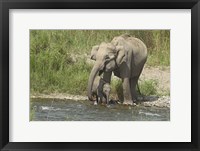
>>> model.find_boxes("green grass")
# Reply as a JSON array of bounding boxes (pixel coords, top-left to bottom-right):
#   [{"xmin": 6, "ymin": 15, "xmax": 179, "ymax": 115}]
[
  {"xmin": 110, "ymin": 79, "xmax": 124, "ymax": 101},
  {"xmin": 139, "ymin": 79, "xmax": 158, "ymax": 96},
  {"xmin": 109, "ymin": 79, "xmax": 168, "ymax": 102},
  {"xmin": 158, "ymin": 89, "xmax": 170, "ymax": 96},
  {"xmin": 31, "ymin": 58, "xmax": 92, "ymax": 95},
  {"xmin": 30, "ymin": 30, "xmax": 170, "ymax": 95}
]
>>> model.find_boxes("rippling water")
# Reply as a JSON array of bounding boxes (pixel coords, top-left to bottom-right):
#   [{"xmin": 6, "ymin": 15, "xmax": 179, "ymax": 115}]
[{"xmin": 30, "ymin": 98, "xmax": 170, "ymax": 121}]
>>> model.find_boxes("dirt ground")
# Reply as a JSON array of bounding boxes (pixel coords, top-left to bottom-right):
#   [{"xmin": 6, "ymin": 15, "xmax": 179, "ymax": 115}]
[{"xmin": 140, "ymin": 65, "xmax": 170, "ymax": 95}]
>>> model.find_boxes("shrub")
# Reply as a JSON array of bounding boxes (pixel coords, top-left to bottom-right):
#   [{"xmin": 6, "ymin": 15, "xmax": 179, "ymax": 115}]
[{"xmin": 139, "ymin": 79, "xmax": 158, "ymax": 96}]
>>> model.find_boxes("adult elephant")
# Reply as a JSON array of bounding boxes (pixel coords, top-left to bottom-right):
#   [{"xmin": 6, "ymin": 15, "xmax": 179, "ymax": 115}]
[{"xmin": 87, "ymin": 34, "xmax": 147, "ymax": 105}]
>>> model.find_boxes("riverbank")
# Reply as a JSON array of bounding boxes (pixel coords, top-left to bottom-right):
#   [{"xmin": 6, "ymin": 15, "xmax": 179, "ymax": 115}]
[{"xmin": 31, "ymin": 93, "xmax": 170, "ymax": 108}]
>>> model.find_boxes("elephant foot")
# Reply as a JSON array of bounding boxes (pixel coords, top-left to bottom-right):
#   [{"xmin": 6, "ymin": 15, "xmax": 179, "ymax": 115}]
[{"xmin": 123, "ymin": 100, "xmax": 136, "ymax": 106}]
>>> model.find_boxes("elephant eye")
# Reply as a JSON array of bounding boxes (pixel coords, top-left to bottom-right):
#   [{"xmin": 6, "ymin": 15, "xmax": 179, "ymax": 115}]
[{"xmin": 105, "ymin": 55, "xmax": 110, "ymax": 60}]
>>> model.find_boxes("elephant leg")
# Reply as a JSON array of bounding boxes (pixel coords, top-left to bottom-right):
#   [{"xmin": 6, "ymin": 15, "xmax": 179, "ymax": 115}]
[
  {"xmin": 130, "ymin": 76, "xmax": 139, "ymax": 102},
  {"xmin": 101, "ymin": 96, "xmax": 106, "ymax": 104},
  {"xmin": 106, "ymin": 94, "xmax": 109, "ymax": 105},
  {"xmin": 94, "ymin": 94, "xmax": 98, "ymax": 105},
  {"xmin": 98, "ymin": 95, "xmax": 102, "ymax": 104},
  {"xmin": 122, "ymin": 78, "xmax": 133, "ymax": 105},
  {"xmin": 99, "ymin": 93, "xmax": 106, "ymax": 104}
]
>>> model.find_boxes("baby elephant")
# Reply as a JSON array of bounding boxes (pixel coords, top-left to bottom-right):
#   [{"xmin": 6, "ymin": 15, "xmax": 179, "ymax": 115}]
[{"xmin": 92, "ymin": 76, "xmax": 111, "ymax": 105}]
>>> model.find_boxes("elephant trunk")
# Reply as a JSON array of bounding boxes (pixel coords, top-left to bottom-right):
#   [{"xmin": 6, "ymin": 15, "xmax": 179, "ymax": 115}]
[
  {"xmin": 106, "ymin": 93, "xmax": 109, "ymax": 105},
  {"xmin": 87, "ymin": 64, "xmax": 101, "ymax": 101}
]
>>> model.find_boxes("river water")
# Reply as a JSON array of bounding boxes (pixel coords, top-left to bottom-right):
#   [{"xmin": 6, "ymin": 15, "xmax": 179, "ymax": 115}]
[{"xmin": 30, "ymin": 98, "xmax": 170, "ymax": 121}]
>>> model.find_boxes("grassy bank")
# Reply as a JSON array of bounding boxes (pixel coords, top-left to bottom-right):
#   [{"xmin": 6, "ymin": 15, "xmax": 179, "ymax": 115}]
[{"xmin": 30, "ymin": 30, "xmax": 170, "ymax": 96}]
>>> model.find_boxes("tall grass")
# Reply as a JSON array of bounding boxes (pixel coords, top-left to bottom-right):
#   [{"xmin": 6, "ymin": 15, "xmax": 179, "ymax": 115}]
[{"xmin": 30, "ymin": 30, "xmax": 170, "ymax": 94}]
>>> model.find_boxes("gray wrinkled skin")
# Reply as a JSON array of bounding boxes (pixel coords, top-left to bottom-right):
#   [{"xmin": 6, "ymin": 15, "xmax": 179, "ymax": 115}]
[
  {"xmin": 88, "ymin": 34, "xmax": 147, "ymax": 105},
  {"xmin": 91, "ymin": 76, "xmax": 110, "ymax": 105}
]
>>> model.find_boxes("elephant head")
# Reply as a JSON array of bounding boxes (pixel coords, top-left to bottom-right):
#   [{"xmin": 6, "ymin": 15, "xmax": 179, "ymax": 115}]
[{"xmin": 87, "ymin": 42, "xmax": 126, "ymax": 101}]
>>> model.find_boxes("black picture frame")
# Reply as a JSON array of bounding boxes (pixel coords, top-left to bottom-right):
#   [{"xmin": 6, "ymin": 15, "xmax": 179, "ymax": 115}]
[{"xmin": 0, "ymin": 0, "xmax": 199, "ymax": 150}]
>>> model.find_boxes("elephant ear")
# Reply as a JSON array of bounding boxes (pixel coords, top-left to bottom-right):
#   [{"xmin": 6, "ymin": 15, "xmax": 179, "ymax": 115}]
[
  {"xmin": 90, "ymin": 45, "xmax": 99, "ymax": 60},
  {"xmin": 115, "ymin": 45, "xmax": 127, "ymax": 65},
  {"xmin": 106, "ymin": 43, "xmax": 116, "ymax": 59}
]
